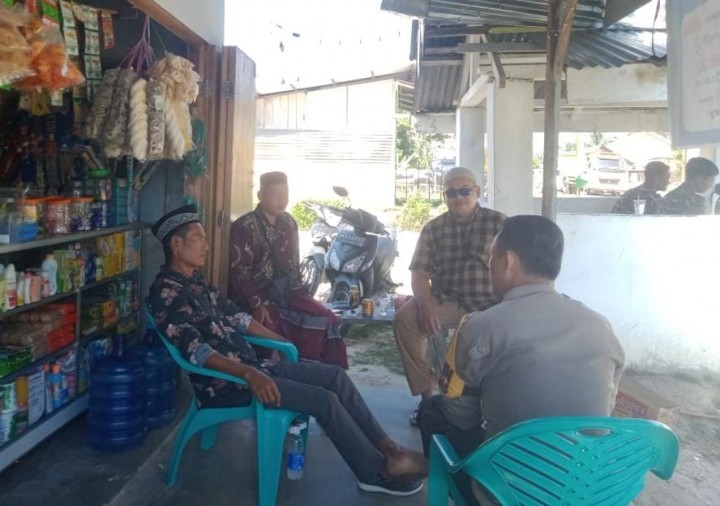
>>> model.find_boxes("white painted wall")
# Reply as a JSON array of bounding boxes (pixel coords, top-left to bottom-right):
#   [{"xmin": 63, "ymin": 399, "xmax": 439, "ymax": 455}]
[
  {"xmin": 156, "ymin": 0, "xmax": 225, "ymax": 45},
  {"xmin": 567, "ymin": 64, "xmax": 667, "ymax": 107},
  {"xmin": 256, "ymin": 80, "xmax": 397, "ymax": 132},
  {"xmin": 368, "ymin": 214, "xmax": 720, "ymax": 376},
  {"xmin": 555, "ymin": 214, "xmax": 720, "ymax": 374},
  {"xmin": 254, "ymin": 79, "xmax": 398, "ymax": 210}
]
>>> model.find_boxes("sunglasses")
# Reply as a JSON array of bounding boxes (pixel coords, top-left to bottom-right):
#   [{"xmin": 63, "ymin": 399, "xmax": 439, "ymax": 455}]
[{"xmin": 444, "ymin": 186, "xmax": 475, "ymax": 199}]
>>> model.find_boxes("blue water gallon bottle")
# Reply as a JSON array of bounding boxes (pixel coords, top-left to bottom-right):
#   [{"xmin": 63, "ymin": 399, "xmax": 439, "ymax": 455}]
[
  {"xmin": 87, "ymin": 335, "xmax": 147, "ymax": 451},
  {"xmin": 130, "ymin": 329, "xmax": 177, "ymax": 429}
]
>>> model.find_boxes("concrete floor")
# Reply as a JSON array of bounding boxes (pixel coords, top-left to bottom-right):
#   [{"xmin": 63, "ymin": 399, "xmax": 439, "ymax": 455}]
[{"xmin": 0, "ymin": 378, "xmax": 428, "ymax": 506}]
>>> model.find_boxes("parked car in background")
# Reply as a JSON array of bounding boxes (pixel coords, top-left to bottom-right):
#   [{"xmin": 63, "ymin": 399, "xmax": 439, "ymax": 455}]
[{"xmin": 583, "ymin": 167, "xmax": 644, "ymax": 196}]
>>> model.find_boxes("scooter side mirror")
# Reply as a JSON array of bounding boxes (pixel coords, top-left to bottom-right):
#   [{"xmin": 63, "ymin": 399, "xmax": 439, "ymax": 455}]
[{"xmin": 332, "ymin": 186, "xmax": 349, "ymax": 198}]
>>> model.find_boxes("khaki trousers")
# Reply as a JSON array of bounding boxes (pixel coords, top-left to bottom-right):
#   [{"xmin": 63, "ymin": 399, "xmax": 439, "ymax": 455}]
[{"xmin": 393, "ymin": 297, "xmax": 467, "ymax": 396}]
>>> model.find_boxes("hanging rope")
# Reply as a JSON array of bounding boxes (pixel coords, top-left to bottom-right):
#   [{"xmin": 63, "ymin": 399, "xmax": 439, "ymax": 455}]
[{"xmin": 120, "ymin": 15, "xmax": 155, "ymax": 76}]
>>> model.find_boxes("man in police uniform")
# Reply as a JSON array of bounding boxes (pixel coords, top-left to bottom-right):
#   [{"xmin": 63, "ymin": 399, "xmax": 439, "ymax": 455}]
[
  {"xmin": 663, "ymin": 157, "xmax": 719, "ymax": 215},
  {"xmin": 612, "ymin": 161, "xmax": 671, "ymax": 214}
]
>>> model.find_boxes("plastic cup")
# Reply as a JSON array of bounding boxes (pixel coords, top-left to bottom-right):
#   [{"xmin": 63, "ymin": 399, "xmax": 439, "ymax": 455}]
[{"xmin": 633, "ymin": 199, "xmax": 646, "ymax": 215}]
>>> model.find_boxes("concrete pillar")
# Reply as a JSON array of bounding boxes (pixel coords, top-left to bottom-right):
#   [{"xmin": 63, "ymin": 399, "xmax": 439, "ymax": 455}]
[
  {"xmin": 456, "ymin": 106, "xmax": 486, "ymax": 194},
  {"xmin": 486, "ymin": 79, "xmax": 535, "ymax": 216}
]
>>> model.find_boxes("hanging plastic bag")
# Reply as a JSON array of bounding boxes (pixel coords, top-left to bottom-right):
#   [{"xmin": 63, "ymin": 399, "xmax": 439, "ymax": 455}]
[
  {"xmin": 0, "ymin": 6, "xmax": 34, "ymax": 85},
  {"xmin": 14, "ymin": 23, "xmax": 84, "ymax": 91}
]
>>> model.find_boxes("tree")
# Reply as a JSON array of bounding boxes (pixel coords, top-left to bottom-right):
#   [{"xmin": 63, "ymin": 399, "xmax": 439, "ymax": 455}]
[
  {"xmin": 395, "ymin": 115, "xmax": 448, "ymax": 173},
  {"xmin": 590, "ymin": 131, "xmax": 604, "ymax": 147}
]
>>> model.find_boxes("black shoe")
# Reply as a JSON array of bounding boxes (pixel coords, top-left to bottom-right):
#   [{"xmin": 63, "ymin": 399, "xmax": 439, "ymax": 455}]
[{"xmin": 358, "ymin": 475, "xmax": 424, "ymax": 496}]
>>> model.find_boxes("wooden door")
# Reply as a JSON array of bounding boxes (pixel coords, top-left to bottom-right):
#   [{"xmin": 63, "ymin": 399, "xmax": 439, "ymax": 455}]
[
  {"xmin": 212, "ymin": 46, "xmax": 257, "ymax": 294},
  {"xmin": 187, "ymin": 44, "xmax": 222, "ymax": 283}
]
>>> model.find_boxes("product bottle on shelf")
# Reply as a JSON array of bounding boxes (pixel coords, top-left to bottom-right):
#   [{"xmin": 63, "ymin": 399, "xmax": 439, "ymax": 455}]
[
  {"xmin": 0, "ymin": 264, "xmax": 6, "ymax": 311},
  {"xmin": 16, "ymin": 272, "xmax": 25, "ymax": 306},
  {"xmin": 23, "ymin": 272, "xmax": 32, "ymax": 304},
  {"xmin": 42, "ymin": 254, "xmax": 58, "ymax": 295},
  {"xmin": 51, "ymin": 364, "xmax": 63, "ymax": 409},
  {"xmin": 5, "ymin": 263, "xmax": 17, "ymax": 310},
  {"xmin": 44, "ymin": 364, "xmax": 54, "ymax": 415}
]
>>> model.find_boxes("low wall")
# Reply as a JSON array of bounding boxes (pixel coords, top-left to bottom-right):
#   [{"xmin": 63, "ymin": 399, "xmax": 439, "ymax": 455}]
[
  {"xmin": 532, "ymin": 196, "xmax": 617, "ymax": 214},
  {"xmin": 302, "ymin": 214, "xmax": 720, "ymax": 374},
  {"xmin": 555, "ymin": 214, "xmax": 720, "ymax": 374}
]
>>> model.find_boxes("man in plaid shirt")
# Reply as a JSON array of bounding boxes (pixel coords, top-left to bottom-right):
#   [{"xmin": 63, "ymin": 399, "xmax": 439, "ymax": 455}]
[{"xmin": 393, "ymin": 167, "xmax": 506, "ymax": 424}]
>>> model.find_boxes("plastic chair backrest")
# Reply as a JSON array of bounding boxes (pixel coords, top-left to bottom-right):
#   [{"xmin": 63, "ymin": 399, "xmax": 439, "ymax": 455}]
[
  {"xmin": 461, "ymin": 417, "xmax": 679, "ymax": 506},
  {"xmin": 144, "ymin": 305, "xmax": 247, "ymax": 385}
]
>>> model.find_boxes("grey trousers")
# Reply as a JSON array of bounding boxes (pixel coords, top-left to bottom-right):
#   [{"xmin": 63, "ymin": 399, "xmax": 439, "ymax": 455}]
[{"xmin": 269, "ymin": 361, "xmax": 389, "ymax": 482}]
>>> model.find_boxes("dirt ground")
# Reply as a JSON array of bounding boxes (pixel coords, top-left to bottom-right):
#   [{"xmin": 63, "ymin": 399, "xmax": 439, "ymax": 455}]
[{"xmin": 342, "ymin": 326, "xmax": 720, "ymax": 505}]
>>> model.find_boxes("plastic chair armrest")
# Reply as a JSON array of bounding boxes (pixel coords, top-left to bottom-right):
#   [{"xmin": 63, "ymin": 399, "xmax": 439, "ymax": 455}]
[
  {"xmin": 431, "ymin": 434, "xmax": 463, "ymax": 473},
  {"xmin": 242, "ymin": 335, "xmax": 299, "ymax": 363}
]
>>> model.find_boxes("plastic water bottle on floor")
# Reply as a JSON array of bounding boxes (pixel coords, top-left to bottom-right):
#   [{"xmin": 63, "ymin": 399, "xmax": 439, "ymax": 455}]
[{"xmin": 286, "ymin": 424, "xmax": 305, "ymax": 480}]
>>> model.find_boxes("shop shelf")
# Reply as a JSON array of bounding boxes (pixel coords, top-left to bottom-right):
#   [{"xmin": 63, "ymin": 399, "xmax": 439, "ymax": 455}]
[
  {"xmin": 0, "ymin": 342, "xmax": 78, "ymax": 383},
  {"xmin": 0, "ymin": 224, "xmax": 143, "ymax": 255},
  {"xmin": 0, "ymin": 291, "xmax": 77, "ymax": 319},
  {"xmin": 0, "ymin": 393, "xmax": 88, "ymax": 465}
]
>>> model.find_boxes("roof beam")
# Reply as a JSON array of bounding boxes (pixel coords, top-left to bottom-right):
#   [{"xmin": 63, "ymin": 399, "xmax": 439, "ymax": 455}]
[
  {"xmin": 480, "ymin": 34, "xmax": 506, "ymax": 88},
  {"xmin": 425, "ymin": 25, "xmax": 488, "ymax": 38},
  {"xmin": 458, "ymin": 42, "xmax": 545, "ymax": 53},
  {"xmin": 380, "ymin": 0, "xmax": 429, "ymax": 17},
  {"xmin": 460, "ymin": 73, "xmax": 493, "ymax": 107},
  {"xmin": 604, "ymin": 0, "xmax": 653, "ymax": 27}
]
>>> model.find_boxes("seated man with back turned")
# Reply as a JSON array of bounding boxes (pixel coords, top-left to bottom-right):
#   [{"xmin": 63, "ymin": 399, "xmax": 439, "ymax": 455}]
[
  {"xmin": 147, "ymin": 206, "xmax": 427, "ymax": 497},
  {"xmin": 662, "ymin": 157, "xmax": 719, "ymax": 215},
  {"xmin": 425, "ymin": 215, "xmax": 625, "ymax": 505},
  {"xmin": 612, "ymin": 161, "xmax": 671, "ymax": 214}
]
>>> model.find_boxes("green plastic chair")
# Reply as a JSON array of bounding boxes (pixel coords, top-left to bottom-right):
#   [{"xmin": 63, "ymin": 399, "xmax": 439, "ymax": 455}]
[
  {"xmin": 428, "ymin": 417, "xmax": 679, "ymax": 506},
  {"xmin": 145, "ymin": 307, "xmax": 307, "ymax": 506}
]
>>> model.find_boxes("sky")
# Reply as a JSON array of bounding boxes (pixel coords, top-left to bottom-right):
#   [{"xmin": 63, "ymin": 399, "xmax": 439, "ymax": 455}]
[
  {"xmin": 224, "ymin": 0, "xmax": 412, "ymax": 94},
  {"xmin": 224, "ymin": 0, "xmax": 666, "ymax": 95}
]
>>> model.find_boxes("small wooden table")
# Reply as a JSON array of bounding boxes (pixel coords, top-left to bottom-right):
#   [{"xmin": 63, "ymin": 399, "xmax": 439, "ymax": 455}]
[{"xmin": 335, "ymin": 309, "xmax": 394, "ymax": 336}]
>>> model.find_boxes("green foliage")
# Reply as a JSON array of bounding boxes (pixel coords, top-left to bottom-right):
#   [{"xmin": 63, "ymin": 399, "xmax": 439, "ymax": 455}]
[
  {"xmin": 397, "ymin": 194, "xmax": 431, "ymax": 231},
  {"xmin": 395, "ymin": 115, "xmax": 449, "ymax": 172},
  {"xmin": 532, "ymin": 154, "xmax": 543, "ymax": 170},
  {"xmin": 290, "ymin": 199, "xmax": 344, "ymax": 230}
]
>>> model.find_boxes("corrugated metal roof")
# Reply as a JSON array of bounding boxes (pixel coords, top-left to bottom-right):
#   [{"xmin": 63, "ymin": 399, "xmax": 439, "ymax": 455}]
[
  {"xmin": 413, "ymin": 28, "xmax": 666, "ymax": 113},
  {"xmin": 414, "ymin": 62, "xmax": 465, "ymax": 113},
  {"xmin": 427, "ymin": 0, "xmax": 607, "ymax": 28},
  {"xmin": 489, "ymin": 28, "xmax": 667, "ymax": 69}
]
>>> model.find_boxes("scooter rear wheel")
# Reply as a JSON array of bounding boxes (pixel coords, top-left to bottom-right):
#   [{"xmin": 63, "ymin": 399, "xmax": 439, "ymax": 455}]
[{"xmin": 300, "ymin": 257, "xmax": 322, "ymax": 296}]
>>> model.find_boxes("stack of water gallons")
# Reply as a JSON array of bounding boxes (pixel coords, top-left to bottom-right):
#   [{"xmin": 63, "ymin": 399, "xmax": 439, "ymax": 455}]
[{"xmin": 87, "ymin": 331, "xmax": 176, "ymax": 451}]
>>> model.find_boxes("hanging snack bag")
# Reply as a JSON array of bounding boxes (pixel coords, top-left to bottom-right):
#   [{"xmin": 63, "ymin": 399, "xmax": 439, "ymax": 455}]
[
  {"xmin": 0, "ymin": 6, "xmax": 34, "ymax": 85},
  {"xmin": 146, "ymin": 78, "xmax": 165, "ymax": 159},
  {"xmin": 15, "ymin": 22, "xmax": 84, "ymax": 91},
  {"xmin": 85, "ymin": 68, "xmax": 119, "ymax": 140}
]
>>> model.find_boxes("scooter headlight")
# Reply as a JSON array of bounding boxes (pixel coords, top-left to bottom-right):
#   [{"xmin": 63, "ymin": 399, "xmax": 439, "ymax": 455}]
[
  {"xmin": 328, "ymin": 249, "xmax": 341, "ymax": 270},
  {"xmin": 343, "ymin": 254, "xmax": 367, "ymax": 274}
]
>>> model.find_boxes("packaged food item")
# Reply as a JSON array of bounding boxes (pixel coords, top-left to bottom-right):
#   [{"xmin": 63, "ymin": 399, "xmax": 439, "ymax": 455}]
[
  {"xmin": 146, "ymin": 78, "xmax": 165, "ymax": 158},
  {"xmin": 86, "ymin": 68, "xmax": 119, "ymax": 139},
  {"xmin": 103, "ymin": 68, "xmax": 136, "ymax": 158},
  {"xmin": 0, "ymin": 6, "xmax": 33, "ymax": 85},
  {"xmin": 129, "ymin": 78, "xmax": 148, "ymax": 161},
  {"xmin": 14, "ymin": 24, "xmax": 85, "ymax": 91},
  {"xmin": 44, "ymin": 197, "xmax": 71, "ymax": 235}
]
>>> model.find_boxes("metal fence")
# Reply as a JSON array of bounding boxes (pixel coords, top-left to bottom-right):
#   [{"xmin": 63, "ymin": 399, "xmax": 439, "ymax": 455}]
[{"xmin": 395, "ymin": 181, "xmax": 444, "ymax": 202}]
